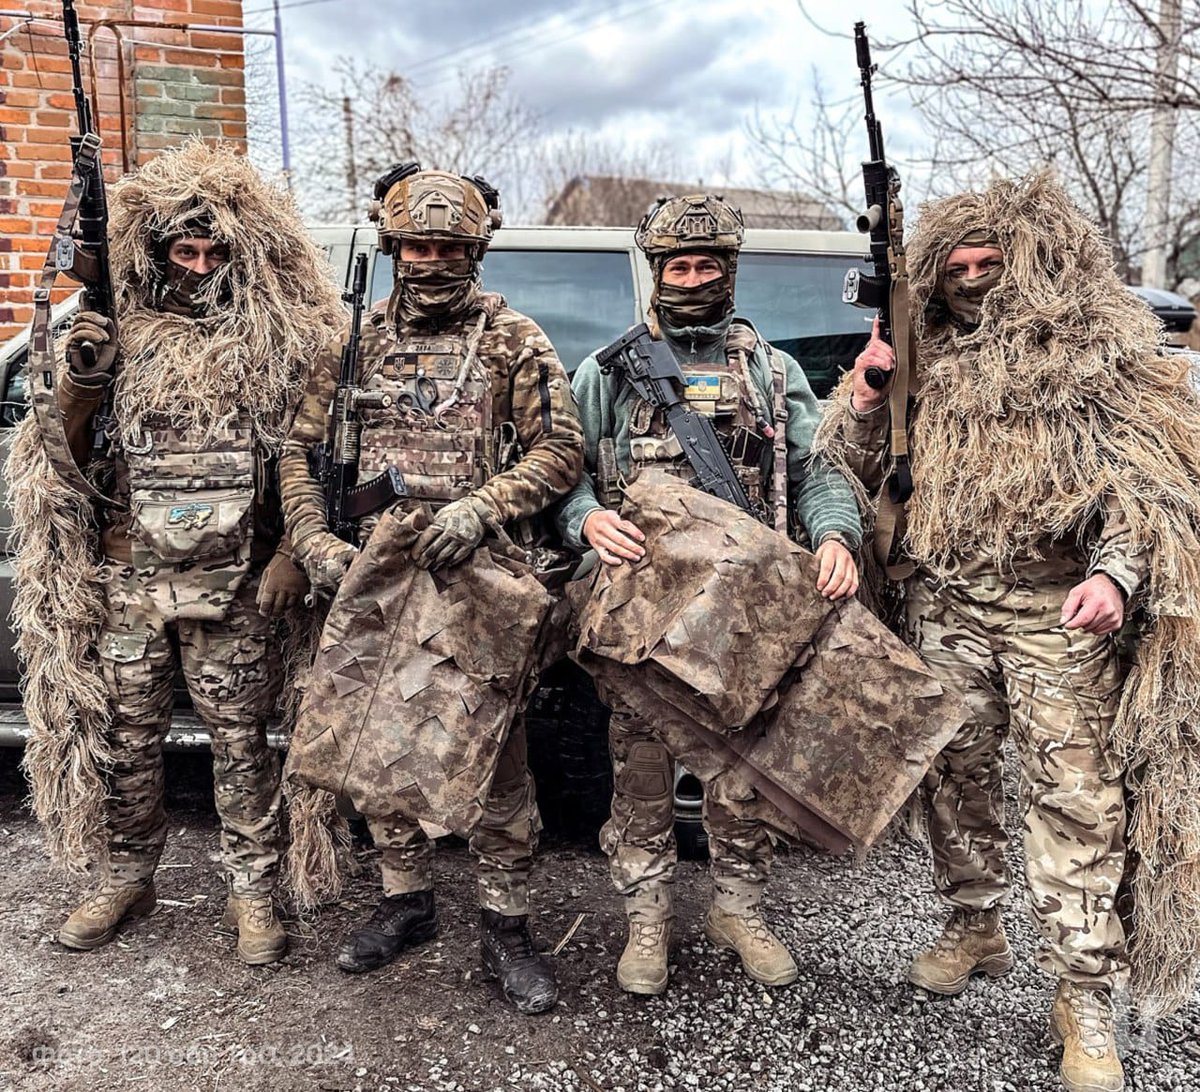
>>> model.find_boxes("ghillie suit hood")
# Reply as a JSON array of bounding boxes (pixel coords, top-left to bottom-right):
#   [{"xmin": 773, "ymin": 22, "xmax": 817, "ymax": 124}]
[
  {"xmin": 815, "ymin": 172, "xmax": 1200, "ymax": 1015},
  {"xmin": 8, "ymin": 140, "xmax": 343, "ymax": 872}
]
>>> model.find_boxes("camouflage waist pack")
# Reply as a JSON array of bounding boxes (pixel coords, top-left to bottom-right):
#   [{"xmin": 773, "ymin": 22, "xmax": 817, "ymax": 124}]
[
  {"xmin": 574, "ymin": 473, "xmax": 965, "ymax": 853},
  {"xmin": 122, "ymin": 414, "xmax": 256, "ymax": 622},
  {"xmin": 286, "ymin": 505, "xmax": 554, "ymax": 834}
]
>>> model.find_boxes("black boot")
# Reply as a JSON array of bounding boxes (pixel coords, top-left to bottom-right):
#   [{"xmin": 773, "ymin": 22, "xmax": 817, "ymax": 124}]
[
  {"xmin": 479, "ymin": 909, "xmax": 558, "ymax": 1015},
  {"xmin": 336, "ymin": 891, "xmax": 437, "ymax": 974}
]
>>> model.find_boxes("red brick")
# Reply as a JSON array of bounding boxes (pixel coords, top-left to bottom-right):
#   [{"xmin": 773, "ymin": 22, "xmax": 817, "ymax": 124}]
[
  {"xmin": 161, "ymin": 48, "xmax": 221, "ymax": 68},
  {"xmin": 12, "ymin": 72, "xmax": 73, "ymax": 92}
]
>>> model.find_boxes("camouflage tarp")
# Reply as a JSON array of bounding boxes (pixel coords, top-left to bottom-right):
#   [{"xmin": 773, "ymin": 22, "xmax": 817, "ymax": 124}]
[
  {"xmin": 574, "ymin": 473, "xmax": 965, "ymax": 853},
  {"xmin": 287, "ymin": 505, "xmax": 554, "ymax": 835}
]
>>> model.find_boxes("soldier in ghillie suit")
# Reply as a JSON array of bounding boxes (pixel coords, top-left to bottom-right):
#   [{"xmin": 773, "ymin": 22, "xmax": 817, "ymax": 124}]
[
  {"xmin": 7, "ymin": 141, "xmax": 344, "ymax": 965},
  {"xmin": 279, "ymin": 165, "xmax": 583, "ymax": 1015},
  {"xmin": 555, "ymin": 195, "xmax": 864, "ymax": 996},
  {"xmin": 816, "ymin": 172, "xmax": 1200, "ymax": 1092}
]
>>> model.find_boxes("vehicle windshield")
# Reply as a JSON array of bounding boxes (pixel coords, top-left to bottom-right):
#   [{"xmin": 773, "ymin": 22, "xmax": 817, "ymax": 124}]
[
  {"xmin": 370, "ymin": 248, "xmax": 639, "ymax": 374},
  {"xmin": 736, "ymin": 253, "xmax": 874, "ymax": 399}
]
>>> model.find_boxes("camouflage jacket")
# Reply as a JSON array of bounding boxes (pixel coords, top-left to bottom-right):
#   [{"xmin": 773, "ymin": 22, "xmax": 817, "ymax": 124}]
[
  {"xmin": 841, "ymin": 398, "xmax": 1150, "ymax": 596},
  {"xmin": 57, "ymin": 373, "xmax": 286, "ymax": 565},
  {"xmin": 279, "ymin": 294, "xmax": 584, "ymax": 549},
  {"xmin": 555, "ymin": 315, "xmax": 863, "ymax": 552}
]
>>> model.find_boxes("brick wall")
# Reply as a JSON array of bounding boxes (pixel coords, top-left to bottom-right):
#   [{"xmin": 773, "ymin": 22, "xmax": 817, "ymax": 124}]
[{"xmin": 0, "ymin": 0, "xmax": 248, "ymax": 339}]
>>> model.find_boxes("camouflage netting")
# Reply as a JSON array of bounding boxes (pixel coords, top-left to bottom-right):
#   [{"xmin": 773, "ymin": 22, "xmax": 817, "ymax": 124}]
[
  {"xmin": 573, "ymin": 473, "xmax": 965, "ymax": 854},
  {"xmin": 814, "ymin": 171, "xmax": 1200, "ymax": 1015},
  {"xmin": 8, "ymin": 140, "xmax": 344, "ymax": 874},
  {"xmin": 284, "ymin": 506, "xmax": 555, "ymax": 907}
]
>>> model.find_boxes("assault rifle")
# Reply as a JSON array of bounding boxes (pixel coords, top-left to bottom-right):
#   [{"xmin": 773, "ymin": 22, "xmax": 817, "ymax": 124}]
[
  {"xmin": 310, "ymin": 253, "xmax": 408, "ymax": 542},
  {"xmin": 595, "ymin": 323, "xmax": 751, "ymax": 512},
  {"xmin": 840, "ymin": 22, "xmax": 916, "ymax": 574},
  {"xmin": 27, "ymin": 0, "xmax": 123, "ymax": 507}
]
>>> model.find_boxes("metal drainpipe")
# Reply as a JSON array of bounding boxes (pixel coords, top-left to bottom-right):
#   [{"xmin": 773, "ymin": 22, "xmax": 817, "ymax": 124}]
[{"xmin": 0, "ymin": 10, "xmax": 287, "ymax": 176}]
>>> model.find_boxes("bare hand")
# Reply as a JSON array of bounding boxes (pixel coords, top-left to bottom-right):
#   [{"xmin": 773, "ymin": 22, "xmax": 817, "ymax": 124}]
[
  {"xmin": 1061, "ymin": 574, "xmax": 1125, "ymax": 635},
  {"xmin": 814, "ymin": 538, "xmax": 859, "ymax": 600},
  {"xmin": 583, "ymin": 508, "xmax": 646, "ymax": 566},
  {"xmin": 851, "ymin": 316, "xmax": 893, "ymax": 412}
]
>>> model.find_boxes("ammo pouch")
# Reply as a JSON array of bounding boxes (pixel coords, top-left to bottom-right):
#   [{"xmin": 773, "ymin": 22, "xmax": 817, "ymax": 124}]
[{"xmin": 123, "ymin": 414, "xmax": 256, "ymax": 622}]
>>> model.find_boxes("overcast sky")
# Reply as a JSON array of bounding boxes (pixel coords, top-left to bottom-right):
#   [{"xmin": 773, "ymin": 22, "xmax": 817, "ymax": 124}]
[{"xmin": 240, "ymin": 0, "xmax": 925, "ymax": 207}]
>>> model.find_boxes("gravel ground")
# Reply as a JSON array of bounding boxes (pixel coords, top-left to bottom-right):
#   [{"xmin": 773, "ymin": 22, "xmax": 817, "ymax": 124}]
[{"xmin": 0, "ymin": 749, "xmax": 1196, "ymax": 1092}]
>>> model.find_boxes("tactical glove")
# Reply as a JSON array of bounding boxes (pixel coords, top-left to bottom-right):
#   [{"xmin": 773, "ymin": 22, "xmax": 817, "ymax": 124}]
[
  {"xmin": 65, "ymin": 310, "xmax": 118, "ymax": 385},
  {"xmin": 412, "ymin": 495, "xmax": 491, "ymax": 571},
  {"xmin": 256, "ymin": 550, "xmax": 311, "ymax": 617},
  {"xmin": 294, "ymin": 531, "xmax": 358, "ymax": 592}
]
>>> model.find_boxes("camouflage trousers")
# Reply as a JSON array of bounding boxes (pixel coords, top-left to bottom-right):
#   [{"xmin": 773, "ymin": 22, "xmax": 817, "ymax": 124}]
[
  {"xmin": 368, "ymin": 717, "xmax": 541, "ymax": 916},
  {"xmin": 599, "ymin": 692, "xmax": 772, "ymax": 923},
  {"xmin": 906, "ymin": 572, "xmax": 1129, "ymax": 989},
  {"xmin": 97, "ymin": 563, "xmax": 283, "ymax": 898}
]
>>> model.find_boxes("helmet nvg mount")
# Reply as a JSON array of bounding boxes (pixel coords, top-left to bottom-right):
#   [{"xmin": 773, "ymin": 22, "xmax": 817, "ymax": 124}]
[
  {"xmin": 369, "ymin": 161, "xmax": 502, "ymax": 258},
  {"xmin": 635, "ymin": 193, "xmax": 745, "ymax": 265}
]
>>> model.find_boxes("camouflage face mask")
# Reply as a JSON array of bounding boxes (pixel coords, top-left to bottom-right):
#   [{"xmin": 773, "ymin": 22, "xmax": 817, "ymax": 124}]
[
  {"xmin": 395, "ymin": 258, "xmax": 478, "ymax": 322},
  {"xmin": 655, "ymin": 274, "xmax": 734, "ymax": 329},
  {"xmin": 938, "ymin": 261, "xmax": 1004, "ymax": 331},
  {"xmin": 153, "ymin": 260, "xmax": 227, "ymax": 319}
]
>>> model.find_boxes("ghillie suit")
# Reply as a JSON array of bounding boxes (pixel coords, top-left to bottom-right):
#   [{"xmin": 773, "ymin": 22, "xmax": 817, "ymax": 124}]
[
  {"xmin": 9, "ymin": 140, "xmax": 344, "ymax": 877},
  {"xmin": 815, "ymin": 171, "xmax": 1200, "ymax": 1016}
]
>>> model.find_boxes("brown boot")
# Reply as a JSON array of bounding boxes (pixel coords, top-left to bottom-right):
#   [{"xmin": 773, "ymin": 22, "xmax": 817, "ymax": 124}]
[
  {"xmin": 704, "ymin": 907, "xmax": 798, "ymax": 986},
  {"xmin": 223, "ymin": 894, "xmax": 287, "ymax": 965},
  {"xmin": 908, "ymin": 907, "xmax": 1014, "ymax": 995},
  {"xmin": 59, "ymin": 881, "xmax": 157, "ymax": 950},
  {"xmin": 616, "ymin": 919, "xmax": 672, "ymax": 995},
  {"xmin": 1050, "ymin": 981, "xmax": 1125, "ymax": 1092}
]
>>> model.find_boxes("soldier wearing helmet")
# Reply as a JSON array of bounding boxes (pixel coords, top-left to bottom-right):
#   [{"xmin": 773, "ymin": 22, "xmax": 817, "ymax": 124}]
[
  {"xmin": 278, "ymin": 163, "xmax": 583, "ymax": 1015},
  {"xmin": 555, "ymin": 194, "xmax": 864, "ymax": 996}
]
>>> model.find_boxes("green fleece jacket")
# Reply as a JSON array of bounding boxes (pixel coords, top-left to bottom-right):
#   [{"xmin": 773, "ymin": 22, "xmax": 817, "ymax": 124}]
[{"xmin": 554, "ymin": 314, "xmax": 863, "ymax": 552}]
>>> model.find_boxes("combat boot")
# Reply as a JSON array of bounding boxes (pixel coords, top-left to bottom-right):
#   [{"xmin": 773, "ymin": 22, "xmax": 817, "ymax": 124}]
[
  {"xmin": 908, "ymin": 906, "xmax": 1014, "ymax": 995},
  {"xmin": 1050, "ymin": 980, "xmax": 1125, "ymax": 1092},
  {"xmin": 480, "ymin": 909, "xmax": 558, "ymax": 1015},
  {"xmin": 59, "ymin": 881, "xmax": 157, "ymax": 950},
  {"xmin": 617, "ymin": 919, "xmax": 672, "ymax": 995},
  {"xmin": 704, "ymin": 907, "xmax": 798, "ymax": 986},
  {"xmin": 223, "ymin": 894, "xmax": 287, "ymax": 965},
  {"xmin": 337, "ymin": 891, "xmax": 437, "ymax": 973}
]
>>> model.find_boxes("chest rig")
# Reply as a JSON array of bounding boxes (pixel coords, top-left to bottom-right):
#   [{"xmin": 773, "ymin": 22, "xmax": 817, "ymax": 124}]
[
  {"xmin": 356, "ymin": 320, "xmax": 495, "ymax": 509},
  {"xmin": 121, "ymin": 411, "xmax": 258, "ymax": 622},
  {"xmin": 627, "ymin": 324, "xmax": 781, "ymax": 524}
]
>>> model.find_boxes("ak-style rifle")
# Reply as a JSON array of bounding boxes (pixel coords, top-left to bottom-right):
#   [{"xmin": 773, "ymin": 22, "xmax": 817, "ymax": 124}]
[
  {"xmin": 310, "ymin": 253, "xmax": 408, "ymax": 542},
  {"xmin": 596, "ymin": 323, "xmax": 752, "ymax": 513},
  {"xmin": 840, "ymin": 21, "xmax": 916, "ymax": 575}
]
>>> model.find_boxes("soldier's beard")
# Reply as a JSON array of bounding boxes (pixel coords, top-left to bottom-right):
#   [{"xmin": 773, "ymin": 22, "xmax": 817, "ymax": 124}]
[{"xmin": 394, "ymin": 259, "xmax": 480, "ymax": 324}]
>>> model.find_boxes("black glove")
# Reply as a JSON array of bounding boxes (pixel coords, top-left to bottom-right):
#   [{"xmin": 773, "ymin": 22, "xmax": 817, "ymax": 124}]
[
  {"xmin": 412, "ymin": 496, "xmax": 491, "ymax": 571},
  {"xmin": 65, "ymin": 310, "xmax": 118, "ymax": 385}
]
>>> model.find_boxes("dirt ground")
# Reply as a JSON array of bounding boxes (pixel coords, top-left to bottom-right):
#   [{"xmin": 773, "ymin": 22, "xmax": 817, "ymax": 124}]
[{"xmin": 1, "ymin": 749, "xmax": 1196, "ymax": 1092}]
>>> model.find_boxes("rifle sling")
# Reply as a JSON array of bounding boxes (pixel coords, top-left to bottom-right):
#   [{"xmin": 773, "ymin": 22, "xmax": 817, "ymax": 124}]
[
  {"xmin": 29, "ymin": 142, "xmax": 125, "ymax": 511},
  {"xmin": 871, "ymin": 259, "xmax": 915, "ymax": 581}
]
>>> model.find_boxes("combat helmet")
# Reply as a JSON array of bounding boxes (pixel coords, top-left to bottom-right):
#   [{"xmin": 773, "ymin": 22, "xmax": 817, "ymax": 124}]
[
  {"xmin": 635, "ymin": 193, "xmax": 745, "ymax": 274},
  {"xmin": 369, "ymin": 161, "xmax": 502, "ymax": 260}
]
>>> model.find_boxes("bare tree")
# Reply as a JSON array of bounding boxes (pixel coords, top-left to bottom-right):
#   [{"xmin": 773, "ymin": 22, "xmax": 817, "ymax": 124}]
[
  {"xmin": 292, "ymin": 59, "xmax": 542, "ymax": 223},
  {"xmin": 882, "ymin": 0, "xmax": 1200, "ymax": 282}
]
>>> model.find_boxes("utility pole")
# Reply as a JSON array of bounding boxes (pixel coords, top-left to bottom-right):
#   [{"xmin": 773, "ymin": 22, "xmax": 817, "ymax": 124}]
[
  {"xmin": 342, "ymin": 95, "xmax": 358, "ymax": 220},
  {"xmin": 1142, "ymin": 0, "xmax": 1181, "ymax": 288},
  {"xmin": 273, "ymin": 0, "xmax": 292, "ymax": 189}
]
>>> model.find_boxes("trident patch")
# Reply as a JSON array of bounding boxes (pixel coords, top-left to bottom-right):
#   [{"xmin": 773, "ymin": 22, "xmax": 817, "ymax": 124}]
[{"xmin": 168, "ymin": 502, "xmax": 215, "ymax": 530}]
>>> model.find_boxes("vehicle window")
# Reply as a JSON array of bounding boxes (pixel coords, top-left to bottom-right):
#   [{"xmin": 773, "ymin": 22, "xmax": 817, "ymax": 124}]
[
  {"xmin": 736, "ymin": 253, "xmax": 874, "ymax": 399},
  {"xmin": 370, "ymin": 248, "xmax": 637, "ymax": 373}
]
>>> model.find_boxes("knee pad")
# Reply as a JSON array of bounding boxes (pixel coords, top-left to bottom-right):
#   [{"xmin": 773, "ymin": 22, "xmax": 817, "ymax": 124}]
[{"xmin": 617, "ymin": 741, "xmax": 671, "ymax": 802}]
